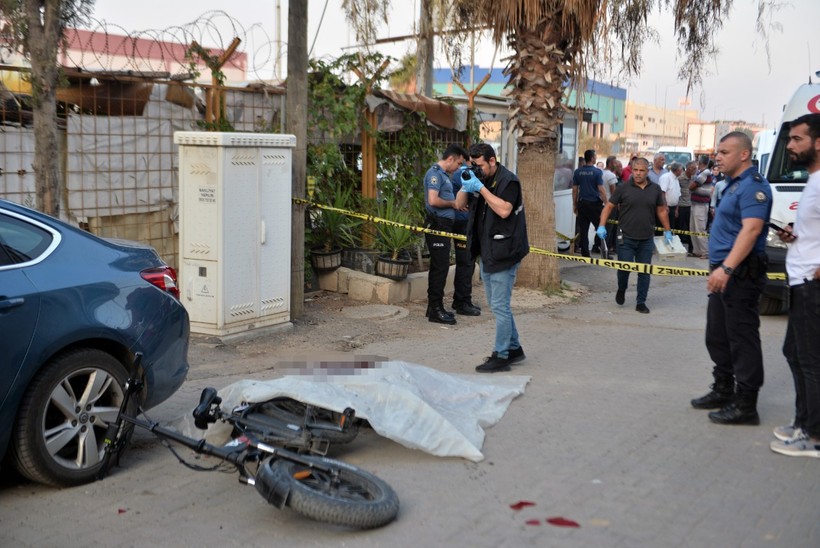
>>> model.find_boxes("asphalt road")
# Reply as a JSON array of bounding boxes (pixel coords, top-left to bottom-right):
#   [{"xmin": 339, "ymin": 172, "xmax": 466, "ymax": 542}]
[{"xmin": 1, "ymin": 255, "xmax": 816, "ymax": 548}]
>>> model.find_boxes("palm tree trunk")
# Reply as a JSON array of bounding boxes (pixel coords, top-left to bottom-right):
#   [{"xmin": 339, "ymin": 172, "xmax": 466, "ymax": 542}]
[
  {"xmin": 506, "ymin": 21, "xmax": 570, "ymax": 290},
  {"xmin": 517, "ymin": 147, "xmax": 560, "ymax": 289}
]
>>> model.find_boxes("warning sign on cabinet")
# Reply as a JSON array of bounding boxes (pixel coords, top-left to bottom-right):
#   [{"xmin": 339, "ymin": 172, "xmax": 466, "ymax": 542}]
[
  {"xmin": 199, "ymin": 187, "xmax": 216, "ymax": 203},
  {"xmin": 197, "ymin": 284, "xmax": 215, "ymax": 298}
]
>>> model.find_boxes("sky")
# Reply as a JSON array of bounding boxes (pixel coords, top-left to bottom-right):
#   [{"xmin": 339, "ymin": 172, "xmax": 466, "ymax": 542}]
[{"xmin": 89, "ymin": 0, "xmax": 820, "ymax": 129}]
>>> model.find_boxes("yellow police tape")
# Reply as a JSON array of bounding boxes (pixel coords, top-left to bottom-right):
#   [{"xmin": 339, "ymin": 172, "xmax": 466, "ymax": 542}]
[
  {"xmin": 547, "ymin": 218, "xmax": 708, "ymax": 242},
  {"xmin": 294, "ymin": 198, "xmax": 786, "ymax": 281}
]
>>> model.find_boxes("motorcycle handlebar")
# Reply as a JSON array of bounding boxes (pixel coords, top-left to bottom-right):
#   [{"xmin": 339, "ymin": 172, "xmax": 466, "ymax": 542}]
[{"xmin": 193, "ymin": 387, "xmax": 221, "ymax": 430}]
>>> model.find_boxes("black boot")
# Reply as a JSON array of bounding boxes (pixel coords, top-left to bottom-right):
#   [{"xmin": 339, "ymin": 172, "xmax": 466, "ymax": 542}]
[
  {"xmin": 453, "ymin": 301, "xmax": 481, "ymax": 316},
  {"xmin": 708, "ymin": 391, "xmax": 760, "ymax": 425},
  {"xmin": 427, "ymin": 304, "xmax": 456, "ymax": 325},
  {"xmin": 691, "ymin": 375, "xmax": 735, "ymax": 409}
]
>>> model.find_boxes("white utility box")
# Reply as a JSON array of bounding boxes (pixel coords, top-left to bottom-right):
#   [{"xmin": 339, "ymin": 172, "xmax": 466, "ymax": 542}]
[{"xmin": 175, "ymin": 131, "xmax": 295, "ymax": 337}]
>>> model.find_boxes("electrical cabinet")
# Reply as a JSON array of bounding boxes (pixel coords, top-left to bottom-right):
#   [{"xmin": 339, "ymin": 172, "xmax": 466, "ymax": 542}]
[{"xmin": 175, "ymin": 131, "xmax": 295, "ymax": 336}]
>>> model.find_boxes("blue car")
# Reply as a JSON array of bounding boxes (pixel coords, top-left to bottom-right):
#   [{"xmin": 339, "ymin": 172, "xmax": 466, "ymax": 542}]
[{"xmin": 0, "ymin": 199, "xmax": 189, "ymax": 486}]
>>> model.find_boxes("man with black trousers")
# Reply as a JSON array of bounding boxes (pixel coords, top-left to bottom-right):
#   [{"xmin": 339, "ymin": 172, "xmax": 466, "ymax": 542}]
[
  {"xmin": 769, "ymin": 113, "xmax": 820, "ymax": 458},
  {"xmin": 572, "ymin": 149, "xmax": 606, "ymax": 257},
  {"xmin": 423, "ymin": 144, "xmax": 469, "ymax": 324},
  {"xmin": 449, "ymin": 158, "xmax": 481, "ymax": 317},
  {"xmin": 691, "ymin": 132, "xmax": 772, "ymax": 425}
]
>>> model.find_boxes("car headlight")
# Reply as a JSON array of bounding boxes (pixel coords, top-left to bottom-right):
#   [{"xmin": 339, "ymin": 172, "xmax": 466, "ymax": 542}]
[{"xmin": 766, "ymin": 227, "xmax": 788, "ymax": 249}]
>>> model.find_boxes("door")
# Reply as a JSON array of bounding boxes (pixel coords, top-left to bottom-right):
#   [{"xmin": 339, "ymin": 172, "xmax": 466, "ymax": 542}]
[{"xmin": 0, "ymin": 210, "xmax": 47, "ymax": 406}]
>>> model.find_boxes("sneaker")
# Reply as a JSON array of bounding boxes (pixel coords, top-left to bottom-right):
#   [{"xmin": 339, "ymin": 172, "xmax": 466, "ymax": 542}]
[
  {"xmin": 508, "ymin": 346, "xmax": 526, "ymax": 365},
  {"xmin": 615, "ymin": 288, "xmax": 625, "ymax": 305},
  {"xmin": 636, "ymin": 303, "xmax": 650, "ymax": 314},
  {"xmin": 770, "ymin": 436, "xmax": 820, "ymax": 458},
  {"xmin": 773, "ymin": 423, "xmax": 804, "ymax": 442},
  {"xmin": 475, "ymin": 352, "xmax": 511, "ymax": 373}
]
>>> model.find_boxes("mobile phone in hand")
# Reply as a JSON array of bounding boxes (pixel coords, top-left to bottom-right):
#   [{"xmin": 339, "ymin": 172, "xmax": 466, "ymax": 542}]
[{"xmin": 769, "ymin": 222, "xmax": 796, "ymax": 238}]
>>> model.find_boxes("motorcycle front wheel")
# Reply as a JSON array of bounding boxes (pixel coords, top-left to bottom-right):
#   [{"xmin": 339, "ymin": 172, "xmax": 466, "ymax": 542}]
[{"xmin": 256, "ymin": 455, "xmax": 399, "ymax": 529}]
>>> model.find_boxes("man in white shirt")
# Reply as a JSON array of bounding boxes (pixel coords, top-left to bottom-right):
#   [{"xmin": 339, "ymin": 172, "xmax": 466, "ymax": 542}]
[
  {"xmin": 769, "ymin": 113, "xmax": 820, "ymax": 458},
  {"xmin": 659, "ymin": 162, "xmax": 683, "ymax": 225},
  {"xmin": 601, "ymin": 155, "xmax": 619, "ymax": 255}
]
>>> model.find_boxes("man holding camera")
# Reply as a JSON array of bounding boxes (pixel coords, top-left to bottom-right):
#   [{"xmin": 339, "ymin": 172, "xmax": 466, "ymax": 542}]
[
  {"xmin": 423, "ymin": 144, "xmax": 469, "ymax": 324},
  {"xmin": 455, "ymin": 143, "xmax": 529, "ymax": 373},
  {"xmin": 691, "ymin": 132, "xmax": 772, "ymax": 425}
]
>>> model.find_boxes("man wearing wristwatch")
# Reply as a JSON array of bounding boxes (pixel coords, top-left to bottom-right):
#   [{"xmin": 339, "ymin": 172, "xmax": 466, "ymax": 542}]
[{"xmin": 691, "ymin": 132, "xmax": 772, "ymax": 425}]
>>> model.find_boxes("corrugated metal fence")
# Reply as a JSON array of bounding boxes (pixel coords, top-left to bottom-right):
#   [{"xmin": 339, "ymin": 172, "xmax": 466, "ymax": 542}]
[{"xmin": 0, "ymin": 73, "xmax": 283, "ymax": 269}]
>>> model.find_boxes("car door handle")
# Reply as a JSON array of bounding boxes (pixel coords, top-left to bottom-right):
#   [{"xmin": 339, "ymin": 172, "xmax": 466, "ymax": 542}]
[{"xmin": 0, "ymin": 297, "xmax": 25, "ymax": 311}]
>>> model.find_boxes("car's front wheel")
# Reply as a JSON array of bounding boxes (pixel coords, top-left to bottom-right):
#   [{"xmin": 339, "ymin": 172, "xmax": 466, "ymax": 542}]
[{"xmin": 11, "ymin": 349, "xmax": 129, "ymax": 487}]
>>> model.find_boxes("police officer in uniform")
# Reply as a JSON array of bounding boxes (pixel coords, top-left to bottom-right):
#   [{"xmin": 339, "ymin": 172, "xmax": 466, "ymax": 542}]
[
  {"xmin": 424, "ymin": 144, "xmax": 469, "ymax": 324},
  {"xmin": 691, "ymin": 132, "xmax": 772, "ymax": 425},
  {"xmin": 449, "ymin": 162, "xmax": 481, "ymax": 317}
]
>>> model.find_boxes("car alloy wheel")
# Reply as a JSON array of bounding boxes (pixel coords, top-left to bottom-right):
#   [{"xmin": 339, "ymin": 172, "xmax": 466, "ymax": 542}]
[{"xmin": 12, "ymin": 349, "xmax": 129, "ymax": 487}]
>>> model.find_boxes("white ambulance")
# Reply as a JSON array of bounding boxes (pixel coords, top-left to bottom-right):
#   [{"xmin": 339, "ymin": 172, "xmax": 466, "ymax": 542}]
[{"xmin": 760, "ymin": 81, "xmax": 820, "ymax": 314}]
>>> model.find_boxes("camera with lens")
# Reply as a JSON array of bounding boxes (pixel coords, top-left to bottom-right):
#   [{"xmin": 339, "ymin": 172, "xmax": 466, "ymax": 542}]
[{"xmin": 461, "ymin": 164, "xmax": 484, "ymax": 181}]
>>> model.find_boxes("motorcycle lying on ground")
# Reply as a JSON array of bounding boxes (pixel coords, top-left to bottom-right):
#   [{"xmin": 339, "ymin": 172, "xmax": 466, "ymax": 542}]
[{"xmin": 97, "ymin": 354, "xmax": 399, "ymax": 529}]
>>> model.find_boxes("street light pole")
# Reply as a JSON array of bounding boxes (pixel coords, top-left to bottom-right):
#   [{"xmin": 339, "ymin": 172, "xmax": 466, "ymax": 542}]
[{"xmin": 662, "ymin": 87, "xmax": 668, "ymax": 142}]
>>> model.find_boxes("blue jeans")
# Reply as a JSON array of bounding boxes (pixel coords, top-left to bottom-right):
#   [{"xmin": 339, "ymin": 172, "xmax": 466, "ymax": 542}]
[
  {"xmin": 480, "ymin": 260, "xmax": 521, "ymax": 358},
  {"xmin": 617, "ymin": 236, "xmax": 654, "ymax": 305}
]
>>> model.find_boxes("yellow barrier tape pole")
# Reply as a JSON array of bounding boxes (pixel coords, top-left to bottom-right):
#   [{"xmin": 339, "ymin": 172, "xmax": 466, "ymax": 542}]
[{"xmin": 294, "ymin": 198, "xmax": 787, "ymax": 280}]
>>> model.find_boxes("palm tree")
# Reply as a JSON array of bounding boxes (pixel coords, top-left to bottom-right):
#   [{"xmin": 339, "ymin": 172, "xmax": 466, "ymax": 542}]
[
  {"xmin": 344, "ymin": 0, "xmax": 776, "ymax": 289},
  {"xmin": 444, "ymin": 0, "xmax": 777, "ymax": 288}
]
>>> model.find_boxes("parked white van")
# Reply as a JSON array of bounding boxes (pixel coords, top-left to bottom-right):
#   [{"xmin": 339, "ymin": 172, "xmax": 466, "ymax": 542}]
[
  {"xmin": 752, "ymin": 128, "xmax": 777, "ymax": 176},
  {"xmin": 760, "ymin": 81, "xmax": 820, "ymax": 314}
]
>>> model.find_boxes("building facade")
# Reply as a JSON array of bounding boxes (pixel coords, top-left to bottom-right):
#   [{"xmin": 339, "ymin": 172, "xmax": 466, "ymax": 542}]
[{"xmin": 621, "ymin": 100, "xmax": 701, "ymax": 154}]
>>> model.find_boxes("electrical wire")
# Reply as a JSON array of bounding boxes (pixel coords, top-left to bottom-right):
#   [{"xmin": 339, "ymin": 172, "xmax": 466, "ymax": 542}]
[{"xmin": 309, "ymin": 0, "xmax": 330, "ymax": 58}]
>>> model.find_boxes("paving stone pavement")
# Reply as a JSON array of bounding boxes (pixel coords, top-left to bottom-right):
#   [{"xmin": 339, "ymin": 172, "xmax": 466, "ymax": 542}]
[{"xmin": 1, "ymin": 256, "xmax": 817, "ymax": 547}]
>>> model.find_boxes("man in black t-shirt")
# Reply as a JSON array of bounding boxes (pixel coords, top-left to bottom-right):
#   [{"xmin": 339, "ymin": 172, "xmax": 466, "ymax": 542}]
[{"xmin": 597, "ymin": 158, "xmax": 672, "ymax": 313}]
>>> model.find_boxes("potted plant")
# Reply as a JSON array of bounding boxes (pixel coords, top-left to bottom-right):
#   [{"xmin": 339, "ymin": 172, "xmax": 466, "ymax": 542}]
[
  {"xmin": 374, "ymin": 194, "xmax": 417, "ymax": 281},
  {"xmin": 337, "ymin": 195, "xmax": 379, "ymax": 274},
  {"xmin": 307, "ymin": 179, "xmax": 360, "ymax": 272}
]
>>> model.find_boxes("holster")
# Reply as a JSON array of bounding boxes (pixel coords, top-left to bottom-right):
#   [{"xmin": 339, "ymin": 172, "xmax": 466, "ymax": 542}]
[{"xmin": 734, "ymin": 253, "xmax": 768, "ymax": 280}]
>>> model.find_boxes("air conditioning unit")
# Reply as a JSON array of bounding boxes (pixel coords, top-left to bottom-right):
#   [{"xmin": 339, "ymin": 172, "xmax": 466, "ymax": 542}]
[{"xmin": 175, "ymin": 131, "xmax": 295, "ymax": 337}]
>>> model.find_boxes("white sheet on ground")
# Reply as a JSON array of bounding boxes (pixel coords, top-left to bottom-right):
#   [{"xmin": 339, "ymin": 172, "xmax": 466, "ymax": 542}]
[{"xmin": 177, "ymin": 361, "xmax": 530, "ymax": 462}]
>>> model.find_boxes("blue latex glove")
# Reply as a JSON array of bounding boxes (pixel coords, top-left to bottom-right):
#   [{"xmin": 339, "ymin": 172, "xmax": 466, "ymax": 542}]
[
  {"xmin": 596, "ymin": 226, "xmax": 607, "ymax": 240},
  {"xmin": 460, "ymin": 171, "xmax": 484, "ymax": 193},
  {"xmin": 664, "ymin": 230, "xmax": 673, "ymax": 245}
]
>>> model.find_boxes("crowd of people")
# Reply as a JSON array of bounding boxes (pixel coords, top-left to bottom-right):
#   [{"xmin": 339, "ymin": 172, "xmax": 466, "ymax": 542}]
[{"xmin": 423, "ymin": 116, "xmax": 818, "ymax": 458}]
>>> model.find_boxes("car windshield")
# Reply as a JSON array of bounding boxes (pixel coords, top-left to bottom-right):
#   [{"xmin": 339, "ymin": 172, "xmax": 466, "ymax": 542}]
[{"xmin": 662, "ymin": 152, "xmax": 692, "ymax": 166}]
